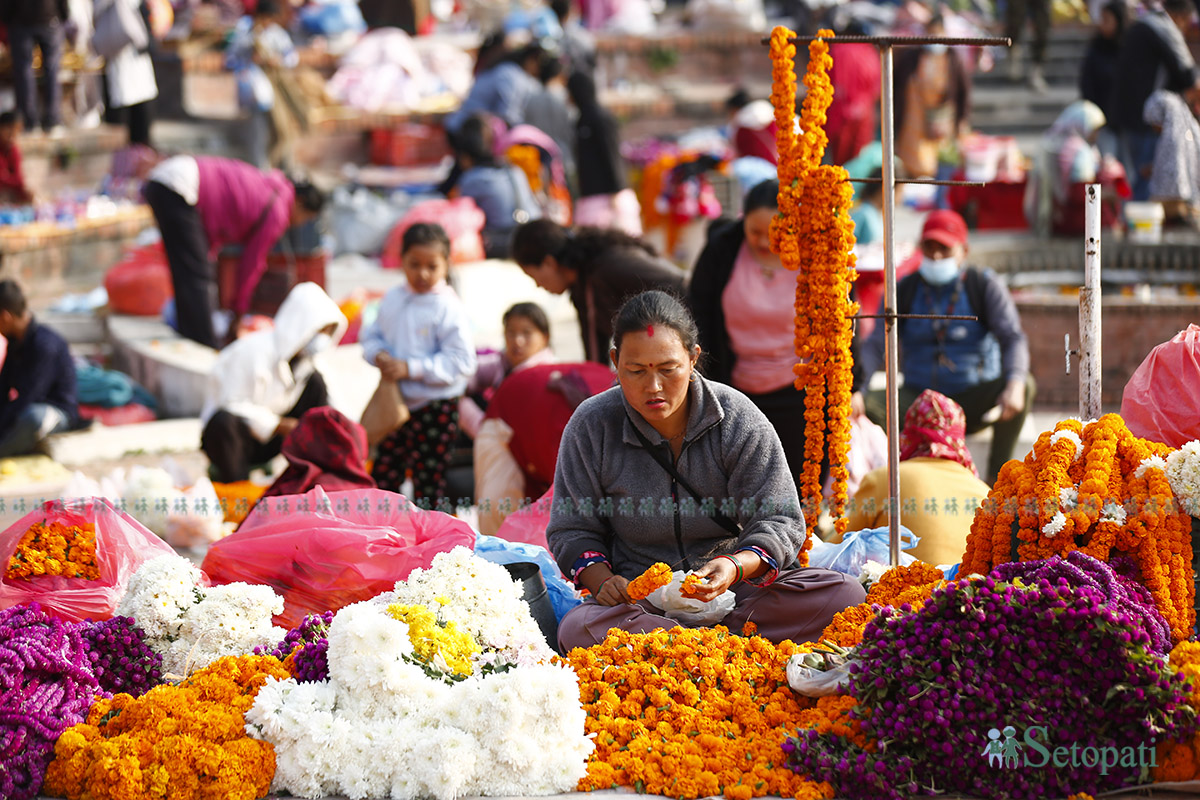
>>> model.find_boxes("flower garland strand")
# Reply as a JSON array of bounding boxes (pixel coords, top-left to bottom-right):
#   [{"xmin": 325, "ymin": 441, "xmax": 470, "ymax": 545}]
[
  {"xmin": 626, "ymin": 562, "xmax": 673, "ymax": 601},
  {"xmin": 769, "ymin": 27, "xmax": 859, "ymax": 544}
]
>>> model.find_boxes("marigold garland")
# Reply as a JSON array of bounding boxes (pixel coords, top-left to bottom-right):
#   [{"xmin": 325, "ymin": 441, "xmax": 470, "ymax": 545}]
[
  {"xmin": 42, "ymin": 654, "xmax": 287, "ymax": 800},
  {"xmin": 565, "ymin": 627, "xmax": 833, "ymax": 800},
  {"xmin": 627, "ymin": 562, "xmax": 673, "ymax": 601},
  {"xmin": 962, "ymin": 414, "xmax": 1194, "ymax": 643},
  {"xmin": 6, "ymin": 520, "xmax": 100, "ymax": 580},
  {"xmin": 797, "ymin": 562, "xmax": 945, "ymax": 650},
  {"xmin": 769, "ymin": 27, "xmax": 859, "ymax": 546}
]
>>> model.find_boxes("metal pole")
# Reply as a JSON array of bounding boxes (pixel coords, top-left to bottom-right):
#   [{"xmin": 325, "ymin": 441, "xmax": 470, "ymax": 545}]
[
  {"xmin": 880, "ymin": 43, "xmax": 902, "ymax": 566},
  {"xmin": 1080, "ymin": 183, "xmax": 1102, "ymax": 420}
]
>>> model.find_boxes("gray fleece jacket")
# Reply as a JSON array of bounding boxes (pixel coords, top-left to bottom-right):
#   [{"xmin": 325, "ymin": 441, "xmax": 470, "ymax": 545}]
[{"xmin": 546, "ymin": 374, "xmax": 806, "ymax": 580}]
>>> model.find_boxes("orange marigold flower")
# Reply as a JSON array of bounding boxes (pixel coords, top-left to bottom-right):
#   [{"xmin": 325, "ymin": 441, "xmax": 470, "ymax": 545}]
[
  {"xmin": 681, "ymin": 573, "xmax": 706, "ymax": 598},
  {"xmin": 627, "ymin": 562, "xmax": 673, "ymax": 601},
  {"xmin": 6, "ymin": 520, "xmax": 100, "ymax": 581}
]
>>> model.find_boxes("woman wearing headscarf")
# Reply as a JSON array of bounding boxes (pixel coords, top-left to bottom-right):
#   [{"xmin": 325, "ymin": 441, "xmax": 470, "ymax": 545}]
[
  {"xmin": 844, "ymin": 390, "xmax": 990, "ymax": 567},
  {"xmin": 567, "ymin": 70, "xmax": 643, "ymax": 236},
  {"xmin": 1024, "ymin": 100, "xmax": 1109, "ymax": 237},
  {"xmin": 260, "ymin": 406, "xmax": 376, "ymax": 499},
  {"xmin": 1145, "ymin": 88, "xmax": 1200, "ymax": 223}
]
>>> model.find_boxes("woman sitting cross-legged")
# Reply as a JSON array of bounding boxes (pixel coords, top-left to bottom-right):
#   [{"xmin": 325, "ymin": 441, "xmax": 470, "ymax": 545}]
[{"xmin": 548, "ymin": 291, "xmax": 866, "ymax": 651}]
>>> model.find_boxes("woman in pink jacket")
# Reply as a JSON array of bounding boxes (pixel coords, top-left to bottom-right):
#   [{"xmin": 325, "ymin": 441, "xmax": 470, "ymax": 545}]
[{"xmin": 143, "ymin": 155, "xmax": 326, "ymax": 348}]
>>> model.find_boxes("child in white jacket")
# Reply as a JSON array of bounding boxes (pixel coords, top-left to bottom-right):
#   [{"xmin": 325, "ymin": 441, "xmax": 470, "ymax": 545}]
[
  {"xmin": 200, "ymin": 282, "xmax": 347, "ymax": 482},
  {"xmin": 360, "ymin": 223, "xmax": 477, "ymax": 506}
]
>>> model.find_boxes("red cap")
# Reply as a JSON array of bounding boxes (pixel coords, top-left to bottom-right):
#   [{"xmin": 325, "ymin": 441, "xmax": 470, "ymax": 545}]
[{"xmin": 920, "ymin": 209, "xmax": 969, "ymax": 248}]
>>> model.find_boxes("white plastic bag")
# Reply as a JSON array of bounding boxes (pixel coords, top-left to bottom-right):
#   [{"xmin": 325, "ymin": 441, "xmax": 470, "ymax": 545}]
[
  {"xmin": 647, "ymin": 570, "xmax": 736, "ymax": 626},
  {"xmin": 787, "ymin": 651, "xmax": 854, "ymax": 697},
  {"xmin": 164, "ymin": 478, "xmax": 225, "ymax": 549},
  {"xmin": 807, "ymin": 526, "xmax": 920, "ymax": 577}
]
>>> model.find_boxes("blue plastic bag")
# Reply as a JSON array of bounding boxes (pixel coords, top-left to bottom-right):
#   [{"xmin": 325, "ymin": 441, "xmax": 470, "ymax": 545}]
[
  {"xmin": 473, "ymin": 533, "xmax": 582, "ymax": 623},
  {"xmin": 807, "ymin": 526, "xmax": 920, "ymax": 577}
]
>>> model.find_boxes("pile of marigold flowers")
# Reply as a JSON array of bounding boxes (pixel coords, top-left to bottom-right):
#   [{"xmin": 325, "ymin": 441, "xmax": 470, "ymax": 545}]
[
  {"xmin": 565, "ymin": 626, "xmax": 833, "ymax": 800},
  {"xmin": 800, "ymin": 562, "xmax": 946, "ymax": 650},
  {"xmin": 42, "ymin": 654, "xmax": 287, "ymax": 800},
  {"xmin": 6, "ymin": 520, "xmax": 100, "ymax": 580},
  {"xmin": 627, "ymin": 562, "xmax": 673, "ymax": 601}
]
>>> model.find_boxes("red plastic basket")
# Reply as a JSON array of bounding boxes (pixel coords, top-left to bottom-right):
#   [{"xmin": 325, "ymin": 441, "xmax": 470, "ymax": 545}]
[{"xmin": 368, "ymin": 123, "xmax": 450, "ymax": 167}]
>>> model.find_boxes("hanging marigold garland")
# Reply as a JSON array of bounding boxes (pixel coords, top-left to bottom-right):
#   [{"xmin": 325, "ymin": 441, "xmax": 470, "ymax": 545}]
[
  {"xmin": 769, "ymin": 27, "xmax": 859, "ymax": 550},
  {"xmin": 961, "ymin": 414, "xmax": 1194, "ymax": 643}
]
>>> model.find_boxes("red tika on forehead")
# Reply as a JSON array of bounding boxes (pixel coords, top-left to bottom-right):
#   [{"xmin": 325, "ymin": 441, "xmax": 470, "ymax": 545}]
[{"xmin": 646, "ymin": 325, "xmax": 654, "ymax": 337}]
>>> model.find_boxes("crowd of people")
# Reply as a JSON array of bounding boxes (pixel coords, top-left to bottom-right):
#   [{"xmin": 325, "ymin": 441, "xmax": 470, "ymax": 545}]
[{"xmin": 3, "ymin": 0, "xmax": 1200, "ymax": 613}]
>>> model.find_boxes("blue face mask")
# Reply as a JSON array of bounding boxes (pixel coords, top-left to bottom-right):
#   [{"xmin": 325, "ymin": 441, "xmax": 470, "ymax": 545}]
[{"xmin": 919, "ymin": 256, "xmax": 960, "ymax": 285}]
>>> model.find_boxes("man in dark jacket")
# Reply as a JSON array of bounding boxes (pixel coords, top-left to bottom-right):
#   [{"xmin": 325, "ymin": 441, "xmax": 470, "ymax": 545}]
[
  {"xmin": 1, "ymin": 0, "xmax": 69, "ymax": 134},
  {"xmin": 1110, "ymin": 0, "xmax": 1199, "ymax": 200},
  {"xmin": 851, "ymin": 210, "xmax": 1033, "ymax": 485},
  {"xmin": 0, "ymin": 280, "xmax": 78, "ymax": 456}
]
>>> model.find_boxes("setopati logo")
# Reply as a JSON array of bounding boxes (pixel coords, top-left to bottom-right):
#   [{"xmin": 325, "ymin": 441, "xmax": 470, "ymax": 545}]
[{"xmin": 982, "ymin": 725, "xmax": 1156, "ymax": 775}]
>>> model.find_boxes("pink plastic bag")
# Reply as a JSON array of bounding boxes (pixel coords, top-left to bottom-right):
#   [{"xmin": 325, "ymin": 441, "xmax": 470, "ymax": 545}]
[
  {"xmin": 493, "ymin": 485, "xmax": 553, "ymax": 552},
  {"xmin": 382, "ymin": 198, "xmax": 487, "ymax": 267},
  {"xmin": 0, "ymin": 498, "xmax": 175, "ymax": 623},
  {"xmin": 201, "ymin": 486, "xmax": 477, "ymax": 627},
  {"xmin": 1122, "ymin": 324, "xmax": 1200, "ymax": 448}
]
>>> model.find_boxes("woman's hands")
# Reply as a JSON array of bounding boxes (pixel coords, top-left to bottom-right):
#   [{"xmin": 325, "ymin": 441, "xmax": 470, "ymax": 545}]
[
  {"xmin": 580, "ymin": 563, "xmax": 631, "ymax": 607},
  {"xmin": 689, "ymin": 551, "xmax": 766, "ymax": 601}
]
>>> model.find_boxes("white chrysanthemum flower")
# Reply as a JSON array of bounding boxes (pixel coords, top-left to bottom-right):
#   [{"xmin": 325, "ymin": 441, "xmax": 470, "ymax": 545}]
[
  {"xmin": 1167, "ymin": 442, "xmax": 1200, "ymax": 517},
  {"xmin": 1049, "ymin": 429, "xmax": 1084, "ymax": 461},
  {"xmin": 115, "ymin": 554, "xmax": 204, "ymax": 645},
  {"xmin": 858, "ymin": 560, "xmax": 890, "ymax": 589},
  {"xmin": 1101, "ymin": 501, "xmax": 1128, "ymax": 526},
  {"xmin": 1058, "ymin": 486, "xmax": 1079, "ymax": 510},
  {"xmin": 1042, "ymin": 511, "xmax": 1068, "ymax": 537},
  {"xmin": 161, "ymin": 582, "xmax": 283, "ymax": 675}
]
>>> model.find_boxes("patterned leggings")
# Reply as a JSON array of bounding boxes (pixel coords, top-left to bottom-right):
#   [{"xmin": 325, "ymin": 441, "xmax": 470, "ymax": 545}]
[{"xmin": 371, "ymin": 398, "xmax": 459, "ymax": 504}]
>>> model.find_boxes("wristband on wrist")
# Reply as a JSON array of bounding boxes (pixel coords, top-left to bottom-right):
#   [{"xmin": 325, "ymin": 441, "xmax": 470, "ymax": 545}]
[
  {"xmin": 719, "ymin": 554, "xmax": 744, "ymax": 584},
  {"xmin": 597, "ymin": 575, "xmax": 618, "ymax": 594}
]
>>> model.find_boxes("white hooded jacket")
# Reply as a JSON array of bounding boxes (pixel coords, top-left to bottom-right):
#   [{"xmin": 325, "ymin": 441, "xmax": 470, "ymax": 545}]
[{"xmin": 200, "ymin": 282, "xmax": 348, "ymax": 443}]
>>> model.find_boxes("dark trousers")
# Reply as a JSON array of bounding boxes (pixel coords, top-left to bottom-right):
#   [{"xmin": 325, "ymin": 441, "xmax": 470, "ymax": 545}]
[
  {"xmin": 9, "ymin": 22, "xmax": 63, "ymax": 131},
  {"xmin": 372, "ymin": 398, "xmax": 460, "ymax": 504},
  {"xmin": 743, "ymin": 384, "xmax": 831, "ymax": 494},
  {"xmin": 863, "ymin": 375, "xmax": 1037, "ymax": 486},
  {"xmin": 143, "ymin": 180, "xmax": 218, "ymax": 348},
  {"xmin": 201, "ymin": 372, "xmax": 329, "ymax": 483},
  {"xmin": 1005, "ymin": 0, "xmax": 1050, "ymax": 65},
  {"xmin": 102, "ymin": 72, "xmax": 155, "ymax": 147}
]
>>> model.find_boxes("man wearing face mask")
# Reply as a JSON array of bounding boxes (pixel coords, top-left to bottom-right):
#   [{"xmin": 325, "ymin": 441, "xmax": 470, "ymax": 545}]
[
  {"xmin": 200, "ymin": 282, "xmax": 347, "ymax": 483},
  {"xmin": 851, "ymin": 210, "xmax": 1033, "ymax": 485}
]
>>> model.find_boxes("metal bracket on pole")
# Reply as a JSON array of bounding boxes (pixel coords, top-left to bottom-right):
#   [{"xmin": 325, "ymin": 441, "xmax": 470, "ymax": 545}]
[{"xmin": 1064, "ymin": 334, "xmax": 1079, "ymax": 376}]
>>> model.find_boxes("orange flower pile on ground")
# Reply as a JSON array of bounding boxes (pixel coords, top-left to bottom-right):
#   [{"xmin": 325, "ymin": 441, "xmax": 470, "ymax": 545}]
[
  {"xmin": 962, "ymin": 414, "xmax": 1194, "ymax": 643},
  {"xmin": 1153, "ymin": 641, "xmax": 1200, "ymax": 782},
  {"xmin": 627, "ymin": 562, "xmax": 673, "ymax": 601},
  {"xmin": 768, "ymin": 26, "xmax": 858, "ymax": 545},
  {"xmin": 681, "ymin": 573, "xmax": 705, "ymax": 598},
  {"xmin": 6, "ymin": 520, "xmax": 100, "ymax": 580},
  {"xmin": 797, "ymin": 563, "xmax": 945, "ymax": 650},
  {"xmin": 43, "ymin": 655, "xmax": 287, "ymax": 800},
  {"xmin": 566, "ymin": 627, "xmax": 833, "ymax": 800}
]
